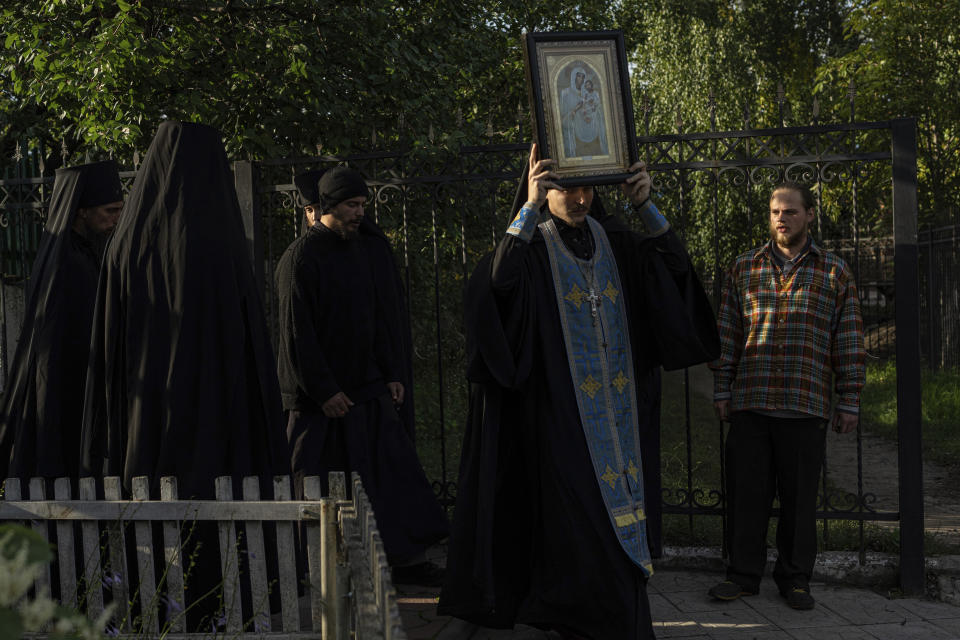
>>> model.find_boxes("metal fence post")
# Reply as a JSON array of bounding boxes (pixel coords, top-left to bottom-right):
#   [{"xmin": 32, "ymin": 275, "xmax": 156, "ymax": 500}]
[
  {"xmin": 0, "ymin": 279, "xmax": 7, "ymax": 392},
  {"xmin": 234, "ymin": 160, "xmax": 264, "ymax": 293},
  {"xmin": 891, "ymin": 116, "xmax": 924, "ymax": 594}
]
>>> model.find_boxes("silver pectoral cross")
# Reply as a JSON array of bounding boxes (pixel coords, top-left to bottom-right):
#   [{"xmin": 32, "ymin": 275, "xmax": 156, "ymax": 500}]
[{"xmin": 586, "ymin": 289, "xmax": 601, "ymax": 325}]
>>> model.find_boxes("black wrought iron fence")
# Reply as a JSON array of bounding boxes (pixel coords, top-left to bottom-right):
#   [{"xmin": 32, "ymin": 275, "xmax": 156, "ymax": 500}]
[
  {"xmin": 0, "ymin": 116, "xmax": 928, "ymax": 593},
  {"xmin": 920, "ymin": 225, "xmax": 960, "ymax": 371}
]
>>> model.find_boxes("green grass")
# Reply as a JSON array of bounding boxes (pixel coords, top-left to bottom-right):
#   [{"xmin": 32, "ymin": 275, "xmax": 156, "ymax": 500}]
[
  {"xmin": 861, "ymin": 360, "xmax": 960, "ymax": 467},
  {"xmin": 658, "ymin": 365, "xmax": 960, "ymax": 555}
]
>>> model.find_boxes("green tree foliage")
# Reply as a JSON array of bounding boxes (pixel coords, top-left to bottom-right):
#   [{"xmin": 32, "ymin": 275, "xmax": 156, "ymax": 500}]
[
  {"xmin": 0, "ymin": 1, "xmax": 496, "ymax": 160},
  {"xmin": 816, "ymin": 0, "xmax": 960, "ymax": 225},
  {"xmin": 621, "ymin": 1, "xmax": 856, "ymax": 272},
  {"xmin": 628, "ymin": 0, "xmax": 851, "ymax": 132},
  {"xmin": 0, "ymin": 0, "xmax": 626, "ymax": 164}
]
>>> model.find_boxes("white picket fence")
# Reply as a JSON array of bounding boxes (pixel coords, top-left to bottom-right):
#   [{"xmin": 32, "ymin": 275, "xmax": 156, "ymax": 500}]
[{"xmin": 0, "ymin": 472, "xmax": 406, "ymax": 639}]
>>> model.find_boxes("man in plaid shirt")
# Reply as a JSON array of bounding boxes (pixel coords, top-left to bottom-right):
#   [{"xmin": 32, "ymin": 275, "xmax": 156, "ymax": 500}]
[{"xmin": 708, "ymin": 181, "xmax": 865, "ymax": 610}]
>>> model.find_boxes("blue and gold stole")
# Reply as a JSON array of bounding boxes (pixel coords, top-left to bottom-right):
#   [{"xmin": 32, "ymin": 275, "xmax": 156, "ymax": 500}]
[{"xmin": 540, "ymin": 216, "xmax": 652, "ymax": 576}]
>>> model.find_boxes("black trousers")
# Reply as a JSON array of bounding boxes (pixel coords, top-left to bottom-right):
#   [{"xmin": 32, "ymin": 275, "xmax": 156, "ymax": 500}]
[{"xmin": 724, "ymin": 411, "xmax": 827, "ymax": 593}]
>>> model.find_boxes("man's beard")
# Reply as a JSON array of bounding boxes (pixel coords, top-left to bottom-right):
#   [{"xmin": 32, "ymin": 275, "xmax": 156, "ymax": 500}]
[
  {"xmin": 770, "ymin": 226, "xmax": 805, "ymax": 248},
  {"xmin": 338, "ymin": 224, "xmax": 359, "ymax": 240}
]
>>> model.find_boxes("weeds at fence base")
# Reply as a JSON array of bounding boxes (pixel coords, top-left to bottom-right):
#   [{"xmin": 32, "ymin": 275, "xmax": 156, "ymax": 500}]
[{"xmin": 662, "ymin": 514, "xmax": 960, "ymax": 558}]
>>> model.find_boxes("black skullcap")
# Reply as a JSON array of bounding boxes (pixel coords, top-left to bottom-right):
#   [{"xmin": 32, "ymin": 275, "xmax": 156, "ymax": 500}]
[
  {"xmin": 76, "ymin": 160, "xmax": 123, "ymax": 208},
  {"xmin": 294, "ymin": 169, "xmax": 326, "ymax": 208},
  {"xmin": 317, "ymin": 166, "xmax": 368, "ymax": 211}
]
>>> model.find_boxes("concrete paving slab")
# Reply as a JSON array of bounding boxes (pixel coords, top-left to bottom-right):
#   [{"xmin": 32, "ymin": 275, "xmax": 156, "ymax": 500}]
[
  {"xmin": 817, "ymin": 589, "xmax": 921, "ymax": 626},
  {"xmin": 706, "ymin": 630, "xmax": 794, "ymax": 639},
  {"xmin": 434, "ymin": 616, "xmax": 480, "ymax": 640},
  {"xmin": 653, "ymin": 609, "xmax": 779, "ymax": 637},
  {"xmin": 742, "ymin": 598, "xmax": 851, "ymax": 630},
  {"xmin": 407, "ymin": 617, "xmax": 453, "ymax": 639},
  {"xmin": 786, "ymin": 626, "xmax": 879, "ymax": 639},
  {"xmin": 434, "ymin": 618, "xmax": 552, "ymax": 640},
  {"xmin": 652, "ymin": 619, "xmax": 714, "ymax": 638},
  {"xmin": 928, "ymin": 617, "xmax": 960, "ymax": 636},
  {"xmin": 652, "ymin": 569, "xmax": 727, "ymax": 594},
  {"xmin": 858, "ymin": 620, "xmax": 960, "ymax": 639},
  {"xmin": 400, "ymin": 566, "xmax": 960, "ymax": 639},
  {"xmin": 650, "ymin": 593, "xmax": 682, "ymax": 618},
  {"xmin": 890, "ymin": 597, "xmax": 960, "ymax": 620},
  {"xmin": 471, "ymin": 624, "xmax": 550, "ymax": 639},
  {"xmin": 663, "ymin": 589, "xmax": 753, "ymax": 612}
]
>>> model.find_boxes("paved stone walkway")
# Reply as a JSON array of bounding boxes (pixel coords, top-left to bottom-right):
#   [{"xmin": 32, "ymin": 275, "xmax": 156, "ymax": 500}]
[{"xmin": 397, "ymin": 568, "xmax": 960, "ymax": 639}]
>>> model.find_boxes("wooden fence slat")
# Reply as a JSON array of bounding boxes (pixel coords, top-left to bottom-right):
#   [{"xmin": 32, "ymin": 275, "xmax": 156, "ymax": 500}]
[
  {"xmin": 215, "ymin": 476, "xmax": 241, "ymax": 633},
  {"xmin": 302, "ymin": 475, "xmax": 325, "ymax": 633},
  {"xmin": 28, "ymin": 478, "xmax": 52, "ymax": 595},
  {"xmin": 2, "ymin": 478, "xmax": 21, "ymax": 499},
  {"xmin": 2, "ymin": 472, "xmax": 405, "ymax": 638},
  {"xmin": 54, "ymin": 478, "xmax": 77, "ymax": 608},
  {"xmin": 103, "ymin": 477, "xmax": 130, "ymax": 630},
  {"xmin": 383, "ymin": 568, "xmax": 396, "ymax": 640},
  {"xmin": 132, "ymin": 476, "xmax": 158, "ymax": 634},
  {"xmin": 330, "ymin": 473, "xmax": 349, "ymax": 640},
  {"xmin": 0, "ymin": 498, "xmax": 318, "ymax": 521},
  {"xmin": 78, "ymin": 477, "xmax": 103, "ymax": 618},
  {"xmin": 329, "ymin": 471, "xmax": 346, "ymax": 501},
  {"xmin": 320, "ymin": 497, "xmax": 339, "ymax": 639},
  {"xmin": 335, "ymin": 503, "xmax": 355, "ymax": 640},
  {"xmin": 273, "ymin": 475, "xmax": 300, "ymax": 632},
  {"xmin": 242, "ymin": 476, "xmax": 270, "ymax": 632},
  {"xmin": 341, "ymin": 500, "xmax": 382, "ymax": 640},
  {"xmin": 160, "ymin": 477, "xmax": 185, "ymax": 633},
  {"xmin": 371, "ymin": 531, "xmax": 385, "ymax": 626}
]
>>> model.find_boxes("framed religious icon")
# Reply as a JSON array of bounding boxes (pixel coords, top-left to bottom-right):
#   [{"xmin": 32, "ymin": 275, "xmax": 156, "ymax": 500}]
[{"xmin": 523, "ymin": 30, "xmax": 639, "ymax": 187}]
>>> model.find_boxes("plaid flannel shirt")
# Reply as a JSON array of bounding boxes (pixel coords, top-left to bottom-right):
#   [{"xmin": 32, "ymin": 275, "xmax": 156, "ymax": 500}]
[{"xmin": 710, "ymin": 240, "xmax": 865, "ymax": 420}]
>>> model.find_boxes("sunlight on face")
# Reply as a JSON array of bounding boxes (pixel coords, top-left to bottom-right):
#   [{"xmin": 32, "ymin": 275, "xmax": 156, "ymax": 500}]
[{"xmin": 546, "ymin": 186, "xmax": 593, "ymax": 227}]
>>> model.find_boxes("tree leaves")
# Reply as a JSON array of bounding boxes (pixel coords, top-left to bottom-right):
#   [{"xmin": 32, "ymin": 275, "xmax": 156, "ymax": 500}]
[{"xmin": 0, "ymin": 0, "xmax": 956, "ymax": 230}]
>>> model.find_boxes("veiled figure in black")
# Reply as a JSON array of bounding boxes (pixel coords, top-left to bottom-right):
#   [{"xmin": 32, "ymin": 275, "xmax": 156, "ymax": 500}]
[
  {"xmin": 276, "ymin": 167, "xmax": 448, "ymax": 582},
  {"xmin": 438, "ymin": 146, "xmax": 720, "ymax": 639},
  {"xmin": 79, "ymin": 121, "xmax": 287, "ymax": 627},
  {"xmin": 0, "ymin": 161, "xmax": 123, "ymax": 483}
]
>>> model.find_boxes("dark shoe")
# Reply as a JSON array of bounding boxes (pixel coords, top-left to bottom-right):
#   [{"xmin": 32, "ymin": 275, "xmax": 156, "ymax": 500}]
[
  {"xmin": 708, "ymin": 580, "xmax": 757, "ymax": 601},
  {"xmin": 782, "ymin": 586, "xmax": 815, "ymax": 610},
  {"xmin": 391, "ymin": 561, "xmax": 445, "ymax": 586}
]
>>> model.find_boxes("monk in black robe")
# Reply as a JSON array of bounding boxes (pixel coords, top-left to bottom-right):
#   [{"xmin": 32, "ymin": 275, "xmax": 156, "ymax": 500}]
[
  {"xmin": 276, "ymin": 167, "xmax": 447, "ymax": 583},
  {"xmin": 438, "ymin": 146, "xmax": 719, "ymax": 638},
  {"xmin": 293, "ymin": 169, "xmax": 417, "ymax": 443},
  {"xmin": 79, "ymin": 121, "xmax": 286, "ymax": 627},
  {"xmin": 0, "ymin": 161, "xmax": 122, "ymax": 483}
]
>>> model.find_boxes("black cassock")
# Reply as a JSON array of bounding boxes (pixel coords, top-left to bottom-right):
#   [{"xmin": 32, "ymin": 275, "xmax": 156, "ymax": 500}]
[
  {"xmin": 359, "ymin": 218, "xmax": 418, "ymax": 445},
  {"xmin": 80, "ymin": 121, "xmax": 286, "ymax": 494},
  {"xmin": 438, "ymin": 208, "xmax": 719, "ymax": 638},
  {"xmin": 0, "ymin": 161, "xmax": 119, "ymax": 482},
  {"xmin": 276, "ymin": 223, "xmax": 448, "ymax": 563}
]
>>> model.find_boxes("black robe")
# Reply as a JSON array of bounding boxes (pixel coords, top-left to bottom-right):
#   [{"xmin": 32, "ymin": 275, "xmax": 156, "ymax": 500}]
[
  {"xmin": 438, "ymin": 210, "xmax": 719, "ymax": 638},
  {"xmin": 360, "ymin": 218, "xmax": 417, "ymax": 444},
  {"xmin": 79, "ymin": 121, "xmax": 286, "ymax": 496},
  {"xmin": 301, "ymin": 211, "xmax": 417, "ymax": 443},
  {"xmin": 275, "ymin": 223, "xmax": 448, "ymax": 562},
  {"xmin": 0, "ymin": 163, "xmax": 116, "ymax": 482}
]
